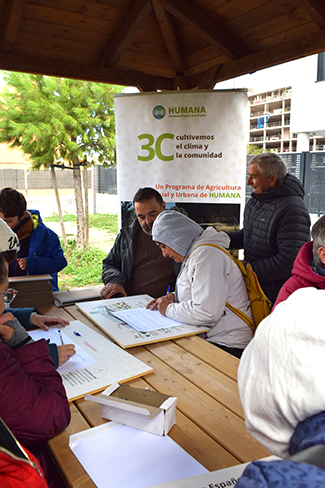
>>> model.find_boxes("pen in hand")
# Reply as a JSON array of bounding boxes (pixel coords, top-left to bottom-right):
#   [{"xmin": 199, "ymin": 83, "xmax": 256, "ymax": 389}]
[
  {"xmin": 166, "ymin": 285, "xmax": 170, "ymax": 299},
  {"xmin": 58, "ymin": 329, "xmax": 64, "ymax": 345}
]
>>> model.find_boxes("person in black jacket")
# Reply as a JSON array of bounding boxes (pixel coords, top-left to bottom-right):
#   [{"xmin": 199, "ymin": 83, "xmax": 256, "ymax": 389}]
[
  {"xmin": 227, "ymin": 153, "xmax": 310, "ymax": 304},
  {"xmin": 101, "ymin": 188, "xmax": 180, "ymax": 300}
]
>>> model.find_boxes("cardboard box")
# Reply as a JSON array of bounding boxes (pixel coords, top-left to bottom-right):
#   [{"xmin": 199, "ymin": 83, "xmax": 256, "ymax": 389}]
[{"xmin": 84, "ymin": 383, "xmax": 177, "ymax": 436}]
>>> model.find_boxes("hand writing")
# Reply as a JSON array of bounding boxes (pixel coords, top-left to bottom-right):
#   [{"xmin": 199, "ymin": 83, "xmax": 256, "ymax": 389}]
[
  {"xmin": 146, "ymin": 295, "xmax": 174, "ymax": 316},
  {"xmin": 57, "ymin": 344, "xmax": 76, "ymax": 367}
]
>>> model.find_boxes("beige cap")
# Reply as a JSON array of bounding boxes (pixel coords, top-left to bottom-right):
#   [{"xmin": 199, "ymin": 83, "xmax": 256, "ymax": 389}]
[{"xmin": 0, "ymin": 218, "xmax": 20, "ymax": 252}]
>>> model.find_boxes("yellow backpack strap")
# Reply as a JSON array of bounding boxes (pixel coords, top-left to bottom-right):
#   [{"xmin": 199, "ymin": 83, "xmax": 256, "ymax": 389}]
[{"xmin": 192, "ymin": 243, "xmax": 255, "ymax": 331}]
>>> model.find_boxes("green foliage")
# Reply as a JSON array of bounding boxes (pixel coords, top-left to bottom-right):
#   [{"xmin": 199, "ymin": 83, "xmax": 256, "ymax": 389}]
[
  {"xmin": 59, "ymin": 241, "xmax": 106, "ymax": 289},
  {"xmin": 247, "ymin": 144, "xmax": 264, "ymax": 155},
  {"xmin": 44, "ymin": 212, "xmax": 118, "ymax": 233},
  {"xmin": 0, "ymin": 71, "xmax": 123, "ymax": 168}
]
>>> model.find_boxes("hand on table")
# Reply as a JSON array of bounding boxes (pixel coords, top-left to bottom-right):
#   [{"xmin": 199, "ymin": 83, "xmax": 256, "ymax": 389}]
[
  {"xmin": 31, "ymin": 314, "xmax": 70, "ymax": 331},
  {"xmin": 58, "ymin": 344, "xmax": 76, "ymax": 367},
  {"xmin": 100, "ymin": 283, "xmax": 127, "ymax": 299},
  {"xmin": 146, "ymin": 294, "xmax": 174, "ymax": 316}
]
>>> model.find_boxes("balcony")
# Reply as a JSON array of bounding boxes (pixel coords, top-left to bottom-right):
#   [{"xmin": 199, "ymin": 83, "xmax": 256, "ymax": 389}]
[
  {"xmin": 250, "ymin": 136, "xmax": 264, "ymax": 142},
  {"xmin": 266, "ymin": 121, "xmax": 282, "ymax": 128}
]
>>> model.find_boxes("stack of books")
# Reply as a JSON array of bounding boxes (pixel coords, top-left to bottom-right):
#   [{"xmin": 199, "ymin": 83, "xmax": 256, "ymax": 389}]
[
  {"xmin": 8, "ymin": 274, "xmax": 54, "ymax": 309},
  {"xmin": 53, "ymin": 285, "xmax": 103, "ymax": 307}
]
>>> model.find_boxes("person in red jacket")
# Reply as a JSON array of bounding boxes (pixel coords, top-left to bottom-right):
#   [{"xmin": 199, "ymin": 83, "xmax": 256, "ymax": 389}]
[
  {"xmin": 0, "ymin": 253, "xmax": 70, "ymax": 487},
  {"xmin": 273, "ymin": 214, "xmax": 325, "ymax": 309},
  {"xmin": 0, "ymin": 417, "xmax": 49, "ymax": 488}
]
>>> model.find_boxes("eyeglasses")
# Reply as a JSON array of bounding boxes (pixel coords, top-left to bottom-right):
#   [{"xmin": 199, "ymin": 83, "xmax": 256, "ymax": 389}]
[{"xmin": 0, "ymin": 288, "xmax": 18, "ymax": 305}]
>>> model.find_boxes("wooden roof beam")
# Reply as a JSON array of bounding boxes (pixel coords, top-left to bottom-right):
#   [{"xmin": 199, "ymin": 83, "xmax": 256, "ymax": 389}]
[
  {"xmin": 152, "ymin": 0, "xmax": 185, "ymax": 76},
  {"xmin": 126, "ymin": 69, "xmax": 158, "ymax": 91},
  {"xmin": 295, "ymin": 0, "xmax": 325, "ymax": 30},
  {"xmin": 99, "ymin": 0, "xmax": 152, "ymax": 69},
  {"xmin": 0, "ymin": 51, "xmax": 174, "ymax": 90},
  {"xmin": 160, "ymin": 0, "xmax": 250, "ymax": 61},
  {"xmin": 216, "ymin": 29, "xmax": 325, "ymax": 83},
  {"xmin": 1, "ymin": 0, "xmax": 25, "ymax": 53},
  {"xmin": 188, "ymin": 64, "xmax": 223, "ymax": 90}
]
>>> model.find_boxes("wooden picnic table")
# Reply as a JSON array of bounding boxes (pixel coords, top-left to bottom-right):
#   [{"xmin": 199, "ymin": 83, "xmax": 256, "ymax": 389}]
[{"xmin": 39, "ymin": 302, "xmax": 270, "ymax": 488}]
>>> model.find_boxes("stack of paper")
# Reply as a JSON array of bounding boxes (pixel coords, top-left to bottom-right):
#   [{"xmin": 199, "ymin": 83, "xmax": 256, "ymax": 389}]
[
  {"xmin": 70, "ymin": 422, "xmax": 208, "ymax": 488},
  {"xmin": 8, "ymin": 274, "xmax": 54, "ymax": 308}
]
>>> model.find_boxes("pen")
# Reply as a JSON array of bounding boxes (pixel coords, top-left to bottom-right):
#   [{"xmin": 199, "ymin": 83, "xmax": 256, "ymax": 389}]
[
  {"xmin": 58, "ymin": 329, "xmax": 64, "ymax": 345},
  {"xmin": 74, "ymin": 331, "xmax": 81, "ymax": 337},
  {"xmin": 166, "ymin": 285, "xmax": 170, "ymax": 299}
]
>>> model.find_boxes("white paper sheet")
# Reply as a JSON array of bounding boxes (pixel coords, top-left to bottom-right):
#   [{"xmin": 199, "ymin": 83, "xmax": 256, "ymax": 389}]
[
  {"xmin": 28, "ymin": 320, "xmax": 152, "ymax": 401},
  {"xmin": 29, "ymin": 327, "xmax": 97, "ymax": 374},
  {"xmin": 77, "ymin": 295, "xmax": 209, "ymax": 349},
  {"xmin": 112, "ymin": 308, "xmax": 185, "ymax": 331},
  {"xmin": 69, "ymin": 422, "xmax": 208, "ymax": 488},
  {"xmin": 146, "ymin": 456, "xmax": 279, "ymax": 488}
]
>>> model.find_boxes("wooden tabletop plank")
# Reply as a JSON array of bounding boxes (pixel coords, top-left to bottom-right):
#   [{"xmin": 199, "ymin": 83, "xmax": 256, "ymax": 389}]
[
  {"xmin": 75, "ymin": 377, "xmax": 240, "ymax": 471},
  {"xmin": 145, "ymin": 340, "xmax": 244, "ymax": 419},
  {"xmin": 38, "ymin": 304, "xmax": 72, "ymax": 321},
  {"xmin": 128, "ymin": 346, "xmax": 270, "ymax": 463},
  {"xmin": 173, "ymin": 335, "xmax": 239, "ymax": 382},
  {"xmin": 47, "ymin": 403, "xmax": 96, "ymax": 488}
]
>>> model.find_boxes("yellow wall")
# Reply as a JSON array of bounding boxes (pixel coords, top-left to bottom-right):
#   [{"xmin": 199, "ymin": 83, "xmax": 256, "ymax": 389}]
[{"xmin": 0, "ymin": 144, "xmax": 31, "ymax": 167}]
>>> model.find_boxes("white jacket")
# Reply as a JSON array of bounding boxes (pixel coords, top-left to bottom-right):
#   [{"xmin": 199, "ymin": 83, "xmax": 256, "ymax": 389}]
[
  {"xmin": 166, "ymin": 227, "xmax": 253, "ymax": 349},
  {"xmin": 238, "ymin": 287, "xmax": 325, "ymax": 458}
]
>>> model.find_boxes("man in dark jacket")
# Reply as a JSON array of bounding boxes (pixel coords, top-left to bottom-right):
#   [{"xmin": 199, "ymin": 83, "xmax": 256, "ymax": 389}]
[
  {"xmin": 101, "ymin": 187, "xmax": 179, "ymax": 299},
  {"xmin": 228, "ymin": 153, "xmax": 310, "ymax": 304}
]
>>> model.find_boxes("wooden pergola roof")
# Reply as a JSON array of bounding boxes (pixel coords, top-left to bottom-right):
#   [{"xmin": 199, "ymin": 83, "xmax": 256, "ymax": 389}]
[{"xmin": 1, "ymin": 0, "xmax": 325, "ymax": 90}]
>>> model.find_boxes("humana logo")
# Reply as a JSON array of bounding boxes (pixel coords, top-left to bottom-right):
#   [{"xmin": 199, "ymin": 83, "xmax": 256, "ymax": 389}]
[{"xmin": 169, "ymin": 106, "xmax": 206, "ymax": 115}]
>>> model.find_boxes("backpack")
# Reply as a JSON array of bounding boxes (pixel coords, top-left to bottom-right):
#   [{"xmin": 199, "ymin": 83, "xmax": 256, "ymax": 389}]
[{"xmin": 193, "ymin": 244, "xmax": 272, "ymax": 332}]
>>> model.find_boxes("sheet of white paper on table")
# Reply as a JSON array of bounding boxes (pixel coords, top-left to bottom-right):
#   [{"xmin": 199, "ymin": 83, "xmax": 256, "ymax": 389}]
[
  {"xmin": 146, "ymin": 456, "xmax": 280, "ymax": 488},
  {"xmin": 29, "ymin": 327, "xmax": 97, "ymax": 374},
  {"xmin": 69, "ymin": 422, "xmax": 208, "ymax": 488},
  {"xmin": 112, "ymin": 307, "xmax": 185, "ymax": 331}
]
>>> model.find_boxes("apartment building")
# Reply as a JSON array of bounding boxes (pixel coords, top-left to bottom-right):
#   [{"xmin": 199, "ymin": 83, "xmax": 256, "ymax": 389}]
[{"xmin": 248, "ymin": 86, "xmax": 325, "ymax": 153}]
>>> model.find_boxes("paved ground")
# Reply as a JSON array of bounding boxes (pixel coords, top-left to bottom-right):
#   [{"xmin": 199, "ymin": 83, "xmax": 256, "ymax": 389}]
[{"xmin": 46, "ymin": 221, "xmax": 115, "ymax": 253}]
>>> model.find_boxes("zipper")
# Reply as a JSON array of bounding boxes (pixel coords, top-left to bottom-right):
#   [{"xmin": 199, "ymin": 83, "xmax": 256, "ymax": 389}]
[{"xmin": 0, "ymin": 445, "xmax": 44, "ymax": 478}]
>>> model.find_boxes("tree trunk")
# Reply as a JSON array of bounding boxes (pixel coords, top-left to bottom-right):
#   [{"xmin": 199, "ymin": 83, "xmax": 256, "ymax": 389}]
[
  {"xmin": 72, "ymin": 157, "xmax": 85, "ymax": 249},
  {"xmin": 83, "ymin": 163, "xmax": 89, "ymax": 250},
  {"xmin": 51, "ymin": 165, "xmax": 67, "ymax": 247}
]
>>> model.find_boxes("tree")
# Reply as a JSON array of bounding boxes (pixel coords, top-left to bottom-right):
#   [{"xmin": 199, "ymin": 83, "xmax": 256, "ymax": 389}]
[
  {"xmin": 0, "ymin": 72, "xmax": 123, "ymax": 248},
  {"xmin": 246, "ymin": 144, "xmax": 264, "ymax": 155}
]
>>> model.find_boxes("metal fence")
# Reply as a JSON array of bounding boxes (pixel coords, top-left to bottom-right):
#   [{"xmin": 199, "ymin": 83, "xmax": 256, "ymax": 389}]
[
  {"xmin": 2, "ymin": 152, "xmax": 325, "ymax": 215},
  {"xmin": 0, "ymin": 165, "xmax": 117, "ymax": 193},
  {"xmin": 246, "ymin": 152, "xmax": 325, "ymax": 215}
]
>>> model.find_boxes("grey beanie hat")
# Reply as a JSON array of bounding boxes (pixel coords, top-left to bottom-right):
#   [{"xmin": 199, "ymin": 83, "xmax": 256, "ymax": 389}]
[
  {"xmin": 0, "ymin": 218, "xmax": 20, "ymax": 253},
  {"xmin": 152, "ymin": 210, "xmax": 202, "ymax": 256}
]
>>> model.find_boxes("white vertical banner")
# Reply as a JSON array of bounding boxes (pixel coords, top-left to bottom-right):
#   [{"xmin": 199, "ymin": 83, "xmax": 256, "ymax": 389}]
[{"xmin": 114, "ymin": 90, "xmax": 248, "ymax": 224}]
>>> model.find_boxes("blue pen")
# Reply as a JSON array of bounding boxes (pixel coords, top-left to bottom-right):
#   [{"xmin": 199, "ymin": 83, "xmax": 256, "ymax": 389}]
[
  {"xmin": 74, "ymin": 331, "xmax": 81, "ymax": 337},
  {"xmin": 166, "ymin": 285, "xmax": 170, "ymax": 299},
  {"xmin": 58, "ymin": 330, "xmax": 64, "ymax": 345}
]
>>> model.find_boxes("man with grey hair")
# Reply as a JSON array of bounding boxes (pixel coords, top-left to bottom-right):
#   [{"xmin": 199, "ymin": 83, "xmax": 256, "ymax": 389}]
[
  {"xmin": 273, "ymin": 214, "xmax": 325, "ymax": 308},
  {"xmin": 228, "ymin": 153, "xmax": 310, "ymax": 304}
]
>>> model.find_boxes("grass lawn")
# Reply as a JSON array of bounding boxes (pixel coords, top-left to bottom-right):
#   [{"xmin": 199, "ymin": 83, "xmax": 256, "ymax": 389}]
[{"xmin": 44, "ymin": 213, "xmax": 118, "ymax": 290}]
